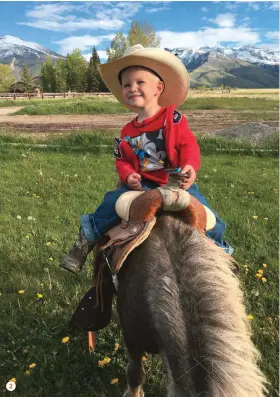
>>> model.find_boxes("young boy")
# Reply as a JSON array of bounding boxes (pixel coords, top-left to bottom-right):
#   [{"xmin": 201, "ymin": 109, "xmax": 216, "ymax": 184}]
[{"xmin": 60, "ymin": 44, "xmax": 233, "ymax": 274}]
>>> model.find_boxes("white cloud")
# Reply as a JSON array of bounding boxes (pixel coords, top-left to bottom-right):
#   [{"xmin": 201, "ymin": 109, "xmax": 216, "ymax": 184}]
[
  {"xmin": 265, "ymin": 31, "xmax": 279, "ymax": 41},
  {"xmin": 248, "ymin": 3, "xmax": 260, "ymax": 11},
  {"xmin": 211, "ymin": 13, "xmax": 236, "ymax": 28},
  {"xmin": 269, "ymin": 2, "xmax": 280, "ymax": 10},
  {"xmin": 224, "ymin": 2, "xmax": 239, "ymax": 11},
  {"xmin": 146, "ymin": 6, "xmax": 170, "ymax": 13},
  {"xmin": 83, "ymin": 50, "xmax": 108, "ymax": 61},
  {"xmin": 20, "ymin": 19, "xmax": 124, "ymax": 32},
  {"xmin": 259, "ymin": 43, "xmax": 279, "ymax": 50},
  {"xmin": 54, "ymin": 35, "xmax": 114, "ymax": 55},
  {"xmin": 158, "ymin": 27, "xmax": 260, "ymax": 49},
  {"xmin": 18, "ymin": 2, "xmax": 142, "ymax": 32},
  {"xmin": 97, "ymin": 50, "xmax": 108, "ymax": 60},
  {"xmin": 201, "ymin": 7, "xmax": 208, "ymax": 12}
]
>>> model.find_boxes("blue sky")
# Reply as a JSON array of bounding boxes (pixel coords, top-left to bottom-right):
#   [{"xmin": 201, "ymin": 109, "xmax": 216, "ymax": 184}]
[{"xmin": 0, "ymin": 1, "xmax": 279, "ymax": 61}]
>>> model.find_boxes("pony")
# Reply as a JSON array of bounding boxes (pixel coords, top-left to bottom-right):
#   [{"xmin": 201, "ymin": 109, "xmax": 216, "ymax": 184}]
[{"xmin": 115, "ymin": 214, "xmax": 267, "ymax": 397}]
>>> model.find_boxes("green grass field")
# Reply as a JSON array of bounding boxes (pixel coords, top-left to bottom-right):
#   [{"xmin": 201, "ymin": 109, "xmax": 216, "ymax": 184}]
[
  {"xmin": 0, "ymin": 132, "xmax": 278, "ymax": 396},
  {"xmin": 0, "ymin": 96, "xmax": 279, "ymax": 114}
]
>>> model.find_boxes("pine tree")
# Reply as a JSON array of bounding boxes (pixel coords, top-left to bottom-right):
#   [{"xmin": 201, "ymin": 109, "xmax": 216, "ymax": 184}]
[
  {"xmin": 21, "ymin": 64, "xmax": 32, "ymax": 92},
  {"xmin": 86, "ymin": 47, "xmax": 100, "ymax": 92}
]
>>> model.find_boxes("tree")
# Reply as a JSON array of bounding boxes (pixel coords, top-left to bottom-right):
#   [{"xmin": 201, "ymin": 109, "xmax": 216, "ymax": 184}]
[
  {"xmin": 86, "ymin": 47, "xmax": 100, "ymax": 92},
  {"xmin": 21, "ymin": 64, "xmax": 32, "ymax": 92},
  {"xmin": 0, "ymin": 64, "xmax": 15, "ymax": 92},
  {"xmin": 128, "ymin": 21, "xmax": 161, "ymax": 48},
  {"xmin": 106, "ymin": 21, "xmax": 161, "ymax": 62},
  {"xmin": 41, "ymin": 57, "xmax": 56, "ymax": 92},
  {"xmin": 66, "ymin": 49, "xmax": 87, "ymax": 92},
  {"xmin": 106, "ymin": 32, "xmax": 128, "ymax": 61},
  {"xmin": 55, "ymin": 58, "xmax": 68, "ymax": 92}
]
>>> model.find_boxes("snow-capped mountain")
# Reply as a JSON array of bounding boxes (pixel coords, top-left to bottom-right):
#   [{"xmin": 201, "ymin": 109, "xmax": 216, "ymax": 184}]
[
  {"xmin": 0, "ymin": 35, "xmax": 62, "ymax": 80},
  {"xmin": 168, "ymin": 45, "xmax": 280, "ymax": 68},
  {"xmin": 166, "ymin": 45, "xmax": 279, "ymax": 88}
]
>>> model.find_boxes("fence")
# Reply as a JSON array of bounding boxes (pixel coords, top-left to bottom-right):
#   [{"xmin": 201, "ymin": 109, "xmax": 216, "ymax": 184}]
[{"xmin": 0, "ymin": 92, "xmax": 113, "ymax": 100}]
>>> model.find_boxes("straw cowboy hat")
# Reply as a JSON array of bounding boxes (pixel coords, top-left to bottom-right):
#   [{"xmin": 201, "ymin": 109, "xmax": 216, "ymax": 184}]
[{"xmin": 98, "ymin": 44, "xmax": 189, "ymax": 109}]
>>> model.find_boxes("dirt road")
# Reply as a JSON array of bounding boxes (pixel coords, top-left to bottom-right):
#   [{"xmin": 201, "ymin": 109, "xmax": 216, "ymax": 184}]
[
  {"xmin": 0, "ymin": 108, "xmax": 278, "ymax": 134},
  {"xmin": 0, "ymin": 106, "xmax": 24, "ymax": 115}
]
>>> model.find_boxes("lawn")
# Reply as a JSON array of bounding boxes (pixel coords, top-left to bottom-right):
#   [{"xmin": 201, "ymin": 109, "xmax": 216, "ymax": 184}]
[
  {"xmin": 0, "ymin": 134, "xmax": 278, "ymax": 396},
  {"xmin": 0, "ymin": 95, "xmax": 278, "ymax": 114}
]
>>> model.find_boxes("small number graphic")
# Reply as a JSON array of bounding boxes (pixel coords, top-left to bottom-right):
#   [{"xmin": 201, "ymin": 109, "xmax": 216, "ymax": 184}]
[{"xmin": 6, "ymin": 381, "xmax": 16, "ymax": 391}]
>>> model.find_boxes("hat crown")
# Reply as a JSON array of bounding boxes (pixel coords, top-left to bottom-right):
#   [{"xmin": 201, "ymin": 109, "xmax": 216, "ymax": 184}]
[{"xmin": 123, "ymin": 44, "xmax": 144, "ymax": 57}]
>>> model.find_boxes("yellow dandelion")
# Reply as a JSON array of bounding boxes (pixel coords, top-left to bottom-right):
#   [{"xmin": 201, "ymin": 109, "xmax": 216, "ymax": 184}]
[
  {"xmin": 252, "ymin": 215, "xmax": 258, "ymax": 220},
  {"xmin": 264, "ymin": 218, "xmax": 268, "ymax": 221},
  {"xmin": 29, "ymin": 363, "xmax": 36, "ymax": 369},
  {"xmin": 49, "ymin": 257, "xmax": 53, "ymax": 261},
  {"xmin": 98, "ymin": 357, "xmax": 111, "ymax": 367},
  {"xmin": 98, "ymin": 359, "xmax": 106, "ymax": 367},
  {"xmin": 9, "ymin": 378, "xmax": 16, "ymax": 383},
  {"xmin": 18, "ymin": 290, "xmax": 25, "ymax": 294},
  {"xmin": 261, "ymin": 277, "xmax": 267, "ymax": 283},
  {"xmin": 257, "ymin": 269, "xmax": 264, "ymax": 275},
  {"xmin": 142, "ymin": 356, "xmax": 148, "ymax": 361},
  {"xmin": 243, "ymin": 265, "xmax": 248, "ymax": 268},
  {"xmin": 46, "ymin": 242, "xmax": 52, "ymax": 246},
  {"xmin": 114, "ymin": 343, "xmax": 120, "ymax": 351},
  {"xmin": 255, "ymin": 273, "xmax": 262, "ymax": 278},
  {"xmin": 262, "ymin": 263, "xmax": 267, "ymax": 268},
  {"xmin": 248, "ymin": 315, "xmax": 254, "ymax": 321},
  {"xmin": 62, "ymin": 336, "xmax": 70, "ymax": 344},
  {"xmin": 37, "ymin": 293, "xmax": 43, "ymax": 299},
  {"xmin": 26, "ymin": 235, "xmax": 30, "ymax": 239},
  {"xmin": 110, "ymin": 378, "xmax": 119, "ymax": 385},
  {"xmin": 25, "ymin": 370, "xmax": 31, "ymax": 375}
]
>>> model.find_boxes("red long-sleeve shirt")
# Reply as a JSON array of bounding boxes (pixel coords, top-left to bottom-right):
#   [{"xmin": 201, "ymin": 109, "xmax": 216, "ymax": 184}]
[{"xmin": 115, "ymin": 105, "xmax": 200, "ymax": 186}]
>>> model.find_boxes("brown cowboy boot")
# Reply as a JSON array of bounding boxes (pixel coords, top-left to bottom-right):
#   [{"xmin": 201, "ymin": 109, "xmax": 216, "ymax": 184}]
[{"xmin": 60, "ymin": 228, "xmax": 95, "ymax": 274}]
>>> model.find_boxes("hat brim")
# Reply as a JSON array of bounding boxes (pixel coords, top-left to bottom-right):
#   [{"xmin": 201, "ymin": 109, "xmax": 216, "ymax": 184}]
[{"xmin": 98, "ymin": 48, "xmax": 189, "ymax": 110}]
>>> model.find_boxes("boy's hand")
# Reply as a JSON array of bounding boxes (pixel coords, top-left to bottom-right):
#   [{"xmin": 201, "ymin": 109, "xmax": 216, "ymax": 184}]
[
  {"xmin": 126, "ymin": 172, "xmax": 142, "ymax": 190},
  {"xmin": 180, "ymin": 165, "xmax": 196, "ymax": 190}
]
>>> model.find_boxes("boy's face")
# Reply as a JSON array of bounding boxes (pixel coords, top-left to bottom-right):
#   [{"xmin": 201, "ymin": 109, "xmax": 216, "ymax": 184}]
[{"xmin": 121, "ymin": 67, "xmax": 164, "ymax": 109}]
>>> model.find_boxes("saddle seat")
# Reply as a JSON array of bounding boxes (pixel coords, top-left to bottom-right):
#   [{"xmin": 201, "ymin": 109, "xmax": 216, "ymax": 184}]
[{"xmin": 100, "ymin": 186, "xmax": 216, "ymax": 276}]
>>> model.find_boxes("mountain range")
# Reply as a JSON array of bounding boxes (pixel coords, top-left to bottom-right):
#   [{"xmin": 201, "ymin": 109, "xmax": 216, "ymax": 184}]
[
  {"xmin": 167, "ymin": 46, "xmax": 279, "ymax": 88},
  {"xmin": 0, "ymin": 35, "xmax": 279, "ymax": 88}
]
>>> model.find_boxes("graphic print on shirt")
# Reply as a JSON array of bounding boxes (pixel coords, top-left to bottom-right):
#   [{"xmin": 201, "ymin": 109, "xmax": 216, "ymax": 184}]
[
  {"xmin": 114, "ymin": 137, "xmax": 122, "ymax": 159},
  {"xmin": 125, "ymin": 129, "xmax": 167, "ymax": 171}
]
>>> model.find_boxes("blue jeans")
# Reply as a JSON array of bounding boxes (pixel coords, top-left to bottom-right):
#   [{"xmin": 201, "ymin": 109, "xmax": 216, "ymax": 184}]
[{"xmin": 81, "ymin": 180, "xmax": 233, "ymax": 254}]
